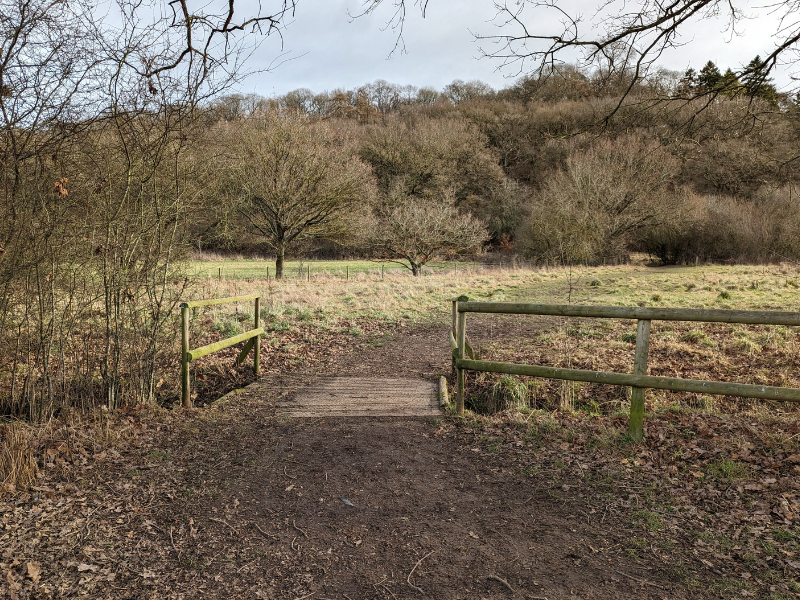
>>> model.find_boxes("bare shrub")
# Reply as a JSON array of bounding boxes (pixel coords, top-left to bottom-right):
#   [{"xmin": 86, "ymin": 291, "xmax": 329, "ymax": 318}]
[
  {"xmin": 0, "ymin": 423, "xmax": 39, "ymax": 495},
  {"xmin": 517, "ymin": 135, "xmax": 678, "ymax": 264},
  {"xmin": 638, "ymin": 186, "xmax": 800, "ymax": 264},
  {"xmin": 0, "ymin": 0, "xmax": 291, "ymax": 419},
  {"xmin": 361, "ymin": 193, "xmax": 488, "ymax": 275}
]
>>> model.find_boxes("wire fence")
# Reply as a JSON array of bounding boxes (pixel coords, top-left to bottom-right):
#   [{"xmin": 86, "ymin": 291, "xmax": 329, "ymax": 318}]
[{"xmin": 192, "ymin": 258, "xmax": 552, "ymax": 282}]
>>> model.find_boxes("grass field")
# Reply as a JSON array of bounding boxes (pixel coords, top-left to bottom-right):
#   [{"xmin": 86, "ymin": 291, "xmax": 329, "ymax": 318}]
[
  {"xmin": 186, "ymin": 259, "xmax": 800, "ymax": 324},
  {"xmin": 189, "ymin": 256, "xmax": 486, "ymax": 280},
  {"xmin": 184, "ymin": 259, "xmax": 800, "ymax": 416}
]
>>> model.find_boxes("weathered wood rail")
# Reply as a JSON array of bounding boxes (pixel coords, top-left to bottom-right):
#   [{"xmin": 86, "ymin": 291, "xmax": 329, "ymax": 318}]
[
  {"xmin": 181, "ymin": 294, "xmax": 263, "ymax": 408},
  {"xmin": 449, "ymin": 296, "xmax": 800, "ymax": 441}
]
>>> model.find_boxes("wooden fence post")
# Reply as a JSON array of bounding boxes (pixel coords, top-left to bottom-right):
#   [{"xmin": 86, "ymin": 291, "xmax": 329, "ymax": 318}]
[
  {"xmin": 382, "ymin": 264, "xmax": 384, "ymax": 279},
  {"xmin": 456, "ymin": 302, "xmax": 467, "ymax": 416},
  {"xmin": 346, "ymin": 266, "xmax": 349, "ymax": 281},
  {"xmin": 181, "ymin": 305, "xmax": 191, "ymax": 408},
  {"xmin": 451, "ymin": 299, "xmax": 459, "ymax": 338},
  {"xmin": 451, "ymin": 298, "xmax": 459, "ymax": 379},
  {"xmin": 629, "ymin": 319, "xmax": 651, "ymax": 442},
  {"xmin": 254, "ymin": 297, "xmax": 260, "ymax": 376}
]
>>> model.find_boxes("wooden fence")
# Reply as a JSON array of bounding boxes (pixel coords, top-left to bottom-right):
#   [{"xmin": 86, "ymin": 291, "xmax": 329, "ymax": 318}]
[
  {"xmin": 449, "ymin": 296, "xmax": 800, "ymax": 441},
  {"xmin": 180, "ymin": 295, "xmax": 263, "ymax": 408}
]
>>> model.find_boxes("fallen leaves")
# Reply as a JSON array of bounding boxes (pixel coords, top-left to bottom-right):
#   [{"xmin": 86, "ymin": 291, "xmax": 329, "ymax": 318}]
[
  {"xmin": 456, "ymin": 408, "xmax": 800, "ymax": 596},
  {"xmin": 25, "ymin": 562, "xmax": 40, "ymax": 582}
]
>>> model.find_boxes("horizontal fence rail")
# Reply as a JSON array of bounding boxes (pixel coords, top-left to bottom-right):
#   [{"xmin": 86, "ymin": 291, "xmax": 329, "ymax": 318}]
[
  {"xmin": 458, "ymin": 301, "xmax": 800, "ymax": 326},
  {"xmin": 183, "ymin": 294, "xmax": 261, "ymax": 308},
  {"xmin": 450, "ymin": 297, "xmax": 800, "ymax": 441},
  {"xmin": 181, "ymin": 295, "xmax": 262, "ymax": 408}
]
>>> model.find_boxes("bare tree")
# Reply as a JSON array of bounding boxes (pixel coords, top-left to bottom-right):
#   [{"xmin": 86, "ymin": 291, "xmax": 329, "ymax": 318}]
[
  {"xmin": 230, "ymin": 113, "xmax": 375, "ymax": 279},
  {"xmin": 442, "ymin": 79, "xmax": 495, "ymax": 104},
  {"xmin": 360, "ymin": 116, "xmax": 504, "ymax": 204},
  {"xmin": 0, "ymin": 0, "xmax": 298, "ymax": 417},
  {"xmin": 363, "ymin": 194, "xmax": 487, "ymax": 275}
]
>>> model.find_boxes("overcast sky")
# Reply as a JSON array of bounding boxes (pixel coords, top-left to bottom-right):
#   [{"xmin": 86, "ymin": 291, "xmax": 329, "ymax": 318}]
[{"xmin": 238, "ymin": 0, "xmax": 794, "ymax": 97}]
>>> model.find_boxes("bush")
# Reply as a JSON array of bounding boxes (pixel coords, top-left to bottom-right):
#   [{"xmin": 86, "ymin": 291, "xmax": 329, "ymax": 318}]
[
  {"xmin": 487, "ymin": 375, "xmax": 529, "ymax": 413},
  {"xmin": 638, "ymin": 186, "xmax": 800, "ymax": 264},
  {"xmin": 517, "ymin": 136, "xmax": 679, "ymax": 264}
]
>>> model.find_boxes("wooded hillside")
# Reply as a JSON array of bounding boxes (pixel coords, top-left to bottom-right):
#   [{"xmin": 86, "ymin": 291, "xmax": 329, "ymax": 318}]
[{"xmin": 199, "ymin": 66, "xmax": 800, "ymax": 267}]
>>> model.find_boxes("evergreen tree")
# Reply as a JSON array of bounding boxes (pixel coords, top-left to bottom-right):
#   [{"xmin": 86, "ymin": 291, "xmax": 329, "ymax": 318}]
[
  {"xmin": 719, "ymin": 68, "xmax": 742, "ymax": 96},
  {"xmin": 697, "ymin": 61, "xmax": 722, "ymax": 92},
  {"xmin": 742, "ymin": 56, "xmax": 779, "ymax": 105},
  {"xmin": 677, "ymin": 67, "xmax": 697, "ymax": 96}
]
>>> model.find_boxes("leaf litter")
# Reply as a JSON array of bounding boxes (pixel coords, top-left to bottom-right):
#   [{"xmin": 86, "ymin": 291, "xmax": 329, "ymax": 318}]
[{"xmin": 0, "ymin": 321, "xmax": 798, "ymax": 599}]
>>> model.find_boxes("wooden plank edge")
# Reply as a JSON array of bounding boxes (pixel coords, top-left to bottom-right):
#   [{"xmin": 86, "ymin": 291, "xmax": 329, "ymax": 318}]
[{"xmin": 439, "ymin": 376, "xmax": 449, "ymax": 407}]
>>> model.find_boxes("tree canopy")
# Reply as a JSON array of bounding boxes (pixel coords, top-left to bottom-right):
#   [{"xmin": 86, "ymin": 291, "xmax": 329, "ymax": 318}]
[{"xmin": 229, "ymin": 113, "xmax": 374, "ymax": 278}]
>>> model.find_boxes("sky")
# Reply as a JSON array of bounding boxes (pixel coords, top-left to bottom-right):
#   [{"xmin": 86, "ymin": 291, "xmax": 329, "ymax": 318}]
[{"xmin": 238, "ymin": 0, "xmax": 795, "ymax": 97}]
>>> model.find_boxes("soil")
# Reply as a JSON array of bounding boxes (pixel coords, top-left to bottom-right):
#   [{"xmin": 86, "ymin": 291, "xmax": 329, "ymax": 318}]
[
  {"xmin": 3, "ymin": 318, "xmax": 799, "ymax": 599},
  {"xmin": 128, "ymin": 321, "xmax": 678, "ymax": 600}
]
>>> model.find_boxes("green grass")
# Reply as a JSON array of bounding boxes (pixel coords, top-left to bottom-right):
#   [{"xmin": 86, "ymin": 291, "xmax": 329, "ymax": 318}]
[
  {"xmin": 189, "ymin": 260, "xmax": 800, "ymax": 320},
  {"xmin": 633, "ymin": 509, "xmax": 665, "ymax": 532},
  {"xmin": 706, "ymin": 458, "xmax": 751, "ymax": 480},
  {"xmin": 189, "ymin": 257, "xmax": 484, "ymax": 280}
]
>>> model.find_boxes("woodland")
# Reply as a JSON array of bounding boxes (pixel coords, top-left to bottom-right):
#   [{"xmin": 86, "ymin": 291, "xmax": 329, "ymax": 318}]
[{"xmin": 200, "ymin": 64, "xmax": 800, "ymax": 271}]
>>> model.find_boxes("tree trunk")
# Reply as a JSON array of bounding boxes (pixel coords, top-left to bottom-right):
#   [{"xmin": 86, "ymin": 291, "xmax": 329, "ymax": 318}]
[
  {"xmin": 411, "ymin": 262, "xmax": 421, "ymax": 276},
  {"xmin": 275, "ymin": 244, "xmax": 285, "ymax": 279}
]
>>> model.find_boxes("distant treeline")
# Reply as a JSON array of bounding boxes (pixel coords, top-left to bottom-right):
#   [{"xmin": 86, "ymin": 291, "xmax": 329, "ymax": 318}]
[{"xmin": 198, "ymin": 62, "xmax": 800, "ymax": 267}]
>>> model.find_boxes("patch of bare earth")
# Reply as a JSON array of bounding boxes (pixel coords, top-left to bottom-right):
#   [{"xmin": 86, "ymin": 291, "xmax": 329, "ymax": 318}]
[{"xmin": 2, "ymin": 319, "xmax": 799, "ymax": 599}]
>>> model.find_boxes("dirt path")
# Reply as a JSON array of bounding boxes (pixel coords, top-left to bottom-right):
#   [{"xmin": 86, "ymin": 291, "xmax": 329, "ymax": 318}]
[
  {"xmin": 163, "ymin": 416, "xmax": 677, "ymax": 600},
  {"xmin": 6, "ymin": 320, "xmax": 773, "ymax": 599},
  {"xmin": 130, "ymin": 322, "xmax": 684, "ymax": 599}
]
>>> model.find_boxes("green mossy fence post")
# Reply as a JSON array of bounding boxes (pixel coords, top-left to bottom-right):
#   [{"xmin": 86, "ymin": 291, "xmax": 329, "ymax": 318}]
[
  {"xmin": 629, "ymin": 319, "xmax": 651, "ymax": 442},
  {"xmin": 451, "ymin": 298, "xmax": 459, "ymax": 379},
  {"xmin": 181, "ymin": 305, "xmax": 191, "ymax": 408},
  {"xmin": 451, "ymin": 299, "xmax": 458, "ymax": 339},
  {"xmin": 254, "ymin": 297, "xmax": 261, "ymax": 376},
  {"xmin": 456, "ymin": 296, "xmax": 468, "ymax": 416}
]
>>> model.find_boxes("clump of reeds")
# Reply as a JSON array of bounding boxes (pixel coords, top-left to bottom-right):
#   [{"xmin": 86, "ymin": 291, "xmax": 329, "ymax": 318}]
[{"xmin": 488, "ymin": 375, "xmax": 529, "ymax": 413}]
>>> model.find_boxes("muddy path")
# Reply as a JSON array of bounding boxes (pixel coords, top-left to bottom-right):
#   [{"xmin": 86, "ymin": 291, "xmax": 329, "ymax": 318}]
[
  {"xmin": 4, "ymin": 318, "xmax": 748, "ymax": 599},
  {"xmin": 135, "ymin": 319, "xmax": 684, "ymax": 599}
]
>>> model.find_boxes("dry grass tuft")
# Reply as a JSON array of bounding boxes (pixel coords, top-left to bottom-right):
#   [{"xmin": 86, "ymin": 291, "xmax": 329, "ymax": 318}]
[{"xmin": 0, "ymin": 422, "xmax": 39, "ymax": 495}]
